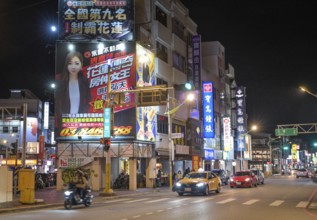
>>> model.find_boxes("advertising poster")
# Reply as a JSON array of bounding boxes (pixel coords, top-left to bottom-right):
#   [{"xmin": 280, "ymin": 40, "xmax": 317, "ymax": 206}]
[
  {"xmin": 55, "ymin": 42, "xmax": 136, "ymax": 141},
  {"xmin": 59, "ymin": 0, "xmax": 135, "ymax": 40},
  {"xmin": 135, "ymin": 44, "xmax": 156, "ymax": 141},
  {"xmin": 19, "ymin": 117, "xmax": 38, "ymax": 144}
]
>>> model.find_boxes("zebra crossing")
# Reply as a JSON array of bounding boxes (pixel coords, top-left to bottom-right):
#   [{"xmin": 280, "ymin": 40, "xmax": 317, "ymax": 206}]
[{"xmin": 101, "ymin": 196, "xmax": 311, "ymax": 208}]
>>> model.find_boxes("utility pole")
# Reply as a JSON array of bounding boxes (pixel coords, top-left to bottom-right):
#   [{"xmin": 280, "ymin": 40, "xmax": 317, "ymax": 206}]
[
  {"xmin": 101, "ymin": 70, "xmax": 115, "ymax": 196},
  {"xmin": 22, "ymin": 103, "xmax": 27, "ymax": 168}
]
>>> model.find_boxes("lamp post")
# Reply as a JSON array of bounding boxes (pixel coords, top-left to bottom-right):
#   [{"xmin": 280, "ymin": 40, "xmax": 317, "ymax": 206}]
[
  {"xmin": 268, "ymin": 136, "xmax": 281, "ymax": 165},
  {"xmin": 240, "ymin": 125, "xmax": 257, "ymax": 170},
  {"xmin": 165, "ymin": 91, "xmax": 194, "ymax": 190}
]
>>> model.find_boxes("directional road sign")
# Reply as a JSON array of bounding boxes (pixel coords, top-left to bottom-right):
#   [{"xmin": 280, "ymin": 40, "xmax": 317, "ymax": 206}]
[{"xmin": 275, "ymin": 128, "xmax": 298, "ymax": 136}]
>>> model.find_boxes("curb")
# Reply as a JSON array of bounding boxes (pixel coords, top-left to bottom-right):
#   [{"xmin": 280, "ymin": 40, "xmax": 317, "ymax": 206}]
[{"xmin": 0, "ymin": 188, "xmax": 170, "ymax": 214}]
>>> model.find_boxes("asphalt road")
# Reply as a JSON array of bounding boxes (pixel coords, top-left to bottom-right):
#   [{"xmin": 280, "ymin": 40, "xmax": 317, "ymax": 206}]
[{"xmin": 2, "ymin": 175, "xmax": 317, "ymax": 220}]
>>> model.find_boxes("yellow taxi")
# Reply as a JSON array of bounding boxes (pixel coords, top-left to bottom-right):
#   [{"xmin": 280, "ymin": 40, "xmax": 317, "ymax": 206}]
[{"xmin": 173, "ymin": 169, "xmax": 222, "ymax": 196}]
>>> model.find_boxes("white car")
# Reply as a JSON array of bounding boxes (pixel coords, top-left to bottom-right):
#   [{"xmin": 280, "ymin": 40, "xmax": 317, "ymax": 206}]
[{"xmin": 251, "ymin": 169, "xmax": 264, "ymax": 185}]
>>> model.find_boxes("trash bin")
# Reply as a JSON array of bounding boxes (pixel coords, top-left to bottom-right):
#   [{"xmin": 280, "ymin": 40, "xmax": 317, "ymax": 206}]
[{"xmin": 18, "ymin": 169, "xmax": 35, "ymax": 204}]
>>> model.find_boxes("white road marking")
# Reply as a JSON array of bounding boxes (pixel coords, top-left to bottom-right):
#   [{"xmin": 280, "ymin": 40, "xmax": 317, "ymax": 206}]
[
  {"xmin": 132, "ymin": 215, "xmax": 141, "ymax": 218},
  {"xmin": 243, "ymin": 199, "xmax": 259, "ymax": 205},
  {"xmin": 124, "ymin": 198, "xmax": 150, "ymax": 203},
  {"xmin": 296, "ymin": 201, "xmax": 309, "ymax": 208},
  {"xmin": 145, "ymin": 198, "xmax": 169, "ymax": 203},
  {"xmin": 191, "ymin": 197, "xmax": 215, "ymax": 203},
  {"xmin": 270, "ymin": 200, "xmax": 284, "ymax": 206},
  {"xmin": 102, "ymin": 198, "xmax": 130, "ymax": 203},
  {"xmin": 170, "ymin": 198, "xmax": 191, "ymax": 203},
  {"xmin": 216, "ymin": 198, "xmax": 236, "ymax": 204}
]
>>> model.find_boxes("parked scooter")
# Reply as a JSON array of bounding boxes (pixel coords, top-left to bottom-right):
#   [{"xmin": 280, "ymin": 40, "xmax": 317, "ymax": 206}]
[{"xmin": 64, "ymin": 184, "xmax": 93, "ymax": 210}]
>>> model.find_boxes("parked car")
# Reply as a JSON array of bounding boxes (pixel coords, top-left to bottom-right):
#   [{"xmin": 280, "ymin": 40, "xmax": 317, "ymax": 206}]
[
  {"xmin": 230, "ymin": 170, "xmax": 257, "ymax": 188},
  {"xmin": 291, "ymin": 168, "xmax": 299, "ymax": 176},
  {"xmin": 212, "ymin": 169, "xmax": 230, "ymax": 185},
  {"xmin": 296, "ymin": 168, "xmax": 309, "ymax": 178},
  {"xmin": 173, "ymin": 170, "xmax": 222, "ymax": 196},
  {"xmin": 251, "ymin": 169, "xmax": 265, "ymax": 185}
]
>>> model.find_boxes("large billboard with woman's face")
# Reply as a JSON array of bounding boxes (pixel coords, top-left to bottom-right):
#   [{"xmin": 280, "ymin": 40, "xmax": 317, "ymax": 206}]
[{"xmin": 55, "ymin": 42, "xmax": 136, "ymax": 141}]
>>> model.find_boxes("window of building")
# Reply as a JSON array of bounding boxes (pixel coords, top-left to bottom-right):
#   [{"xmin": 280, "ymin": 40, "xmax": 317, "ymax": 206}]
[
  {"xmin": 156, "ymin": 77, "xmax": 168, "ymax": 86},
  {"xmin": 172, "ymin": 51, "xmax": 185, "ymax": 72},
  {"xmin": 3, "ymin": 127, "xmax": 9, "ymax": 133},
  {"xmin": 172, "ymin": 18, "xmax": 185, "ymax": 41},
  {"xmin": 155, "ymin": 6, "xmax": 167, "ymax": 27},
  {"xmin": 156, "ymin": 41, "xmax": 168, "ymax": 63},
  {"xmin": 157, "ymin": 115, "xmax": 168, "ymax": 134},
  {"xmin": 12, "ymin": 127, "xmax": 19, "ymax": 133}
]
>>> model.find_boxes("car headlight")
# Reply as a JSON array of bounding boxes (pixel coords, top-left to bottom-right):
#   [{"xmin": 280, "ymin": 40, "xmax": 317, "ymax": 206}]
[
  {"xmin": 64, "ymin": 191, "xmax": 72, "ymax": 196},
  {"xmin": 176, "ymin": 182, "xmax": 182, "ymax": 187},
  {"xmin": 245, "ymin": 178, "xmax": 250, "ymax": 181},
  {"xmin": 196, "ymin": 182, "xmax": 205, "ymax": 187},
  {"xmin": 230, "ymin": 178, "xmax": 234, "ymax": 182}
]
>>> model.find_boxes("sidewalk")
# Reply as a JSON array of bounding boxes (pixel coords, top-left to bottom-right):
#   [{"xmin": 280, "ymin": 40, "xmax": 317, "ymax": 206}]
[{"xmin": 0, "ymin": 186, "xmax": 171, "ymax": 214}]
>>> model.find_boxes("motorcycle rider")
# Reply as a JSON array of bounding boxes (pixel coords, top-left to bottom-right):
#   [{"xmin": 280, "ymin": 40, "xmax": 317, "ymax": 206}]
[{"xmin": 75, "ymin": 170, "xmax": 90, "ymax": 201}]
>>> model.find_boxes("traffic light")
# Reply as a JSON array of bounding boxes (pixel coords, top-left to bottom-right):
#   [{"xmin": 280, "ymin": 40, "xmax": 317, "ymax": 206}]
[
  {"xmin": 174, "ymin": 82, "xmax": 195, "ymax": 91},
  {"xmin": 104, "ymin": 138, "xmax": 111, "ymax": 152}
]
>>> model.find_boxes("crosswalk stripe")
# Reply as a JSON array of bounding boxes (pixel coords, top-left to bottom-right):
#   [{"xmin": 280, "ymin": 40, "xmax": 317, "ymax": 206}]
[
  {"xmin": 216, "ymin": 198, "xmax": 236, "ymax": 204},
  {"xmin": 296, "ymin": 201, "xmax": 309, "ymax": 208},
  {"xmin": 243, "ymin": 199, "xmax": 259, "ymax": 205},
  {"xmin": 170, "ymin": 198, "xmax": 191, "ymax": 203},
  {"xmin": 103, "ymin": 198, "xmax": 130, "ymax": 203},
  {"xmin": 145, "ymin": 198, "xmax": 169, "ymax": 203},
  {"xmin": 191, "ymin": 197, "xmax": 215, "ymax": 203},
  {"xmin": 124, "ymin": 198, "xmax": 150, "ymax": 203},
  {"xmin": 270, "ymin": 200, "xmax": 284, "ymax": 206}
]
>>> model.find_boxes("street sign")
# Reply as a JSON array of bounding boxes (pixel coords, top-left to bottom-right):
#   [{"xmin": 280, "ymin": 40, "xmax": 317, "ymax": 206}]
[
  {"xmin": 171, "ymin": 133, "xmax": 184, "ymax": 139},
  {"xmin": 275, "ymin": 128, "xmax": 298, "ymax": 136}
]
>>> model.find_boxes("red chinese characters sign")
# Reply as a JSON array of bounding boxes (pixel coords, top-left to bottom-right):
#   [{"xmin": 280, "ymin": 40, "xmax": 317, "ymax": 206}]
[{"xmin": 59, "ymin": 0, "xmax": 134, "ymax": 40}]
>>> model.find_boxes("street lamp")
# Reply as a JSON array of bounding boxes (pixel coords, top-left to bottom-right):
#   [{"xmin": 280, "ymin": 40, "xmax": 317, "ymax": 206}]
[
  {"xmin": 299, "ymin": 86, "xmax": 317, "ymax": 99},
  {"xmin": 165, "ymin": 91, "xmax": 195, "ymax": 189},
  {"xmin": 240, "ymin": 125, "xmax": 257, "ymax": 170}
]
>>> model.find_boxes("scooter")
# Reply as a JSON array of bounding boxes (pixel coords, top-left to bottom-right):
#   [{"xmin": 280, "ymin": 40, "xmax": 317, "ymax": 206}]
[{"xmin": 64, "ymin": 184, "xmax": 93, "ymax": 210}]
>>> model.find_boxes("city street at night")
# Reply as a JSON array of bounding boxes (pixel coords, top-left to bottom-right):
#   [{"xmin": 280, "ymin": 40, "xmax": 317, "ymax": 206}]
[{"xmin": 1, "ymin": 175, "xmax": 317, "ymax": 220}]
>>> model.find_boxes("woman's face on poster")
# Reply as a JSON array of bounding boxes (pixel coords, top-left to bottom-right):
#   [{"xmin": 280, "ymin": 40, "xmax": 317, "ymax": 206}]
[{"xmin": 67, "ymin": 56, "xmax": 82, "ymax": 77}]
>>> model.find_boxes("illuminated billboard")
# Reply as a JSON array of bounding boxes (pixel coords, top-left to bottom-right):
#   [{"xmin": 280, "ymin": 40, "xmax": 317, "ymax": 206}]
[
  {"xmin": 236, "ymin": 87, "xmax": 246, "ymax": 151},
  {"xmin": 202, "ymin": 81, "xmax": 214, "ymax": 138},
  {"xmin": 59, "ymin": 0, "xmax": 135, "ymax": 40},
  {"xmin": 55, "ymin": 42, "xmax": 136, "ymax": 141},
  {"xmin": 135, "ymin": 44, "xmax": 156, "ymax": 141}
]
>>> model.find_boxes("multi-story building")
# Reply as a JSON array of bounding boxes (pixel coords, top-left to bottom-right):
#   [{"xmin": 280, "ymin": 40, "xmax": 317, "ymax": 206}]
[
  {"xmin": 0, "ymin": 0, "xmax": 241, "ymax": 191},
  {"xmin": 0, "ymin": 89, "xmax": 55, "ymax": 172}
]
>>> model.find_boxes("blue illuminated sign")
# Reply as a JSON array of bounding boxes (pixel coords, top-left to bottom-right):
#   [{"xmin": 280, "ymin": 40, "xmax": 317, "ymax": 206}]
[
  {"xmin": 202, "ymin": 81, "xmax": 214, "ymax": 138},
  {"xmin": 103, "ymin": 108, "xmax": 111, "ymax": 138},
  {"xmin": 204, "ymin": 149, "xmax": 215, "ymax": 160}
]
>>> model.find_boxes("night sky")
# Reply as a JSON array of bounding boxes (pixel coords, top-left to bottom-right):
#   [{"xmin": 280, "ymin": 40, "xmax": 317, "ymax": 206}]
[
  {"xmin": 1, "ymin": 1, "xmax": 317, "ymax": 143},
  {"xmin": 181, "ymin": 0, "xmax": 317, "ymax": 143}
]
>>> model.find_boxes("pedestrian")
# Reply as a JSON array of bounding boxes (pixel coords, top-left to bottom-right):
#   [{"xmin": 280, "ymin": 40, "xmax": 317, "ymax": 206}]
[
  {"xmin": 157, "ymin": 169, "xmax": 162, "ymax": 187},
  {"xmin": 177, "ymin": 170, "xmax": 182, "ymax": 181}
]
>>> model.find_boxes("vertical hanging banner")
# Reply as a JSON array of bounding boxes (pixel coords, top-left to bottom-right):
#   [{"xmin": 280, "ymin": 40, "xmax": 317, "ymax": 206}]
[
  {"xmin": 103, "ymin": 108, "xmax": 111, "ymax": 138},
  {"xmin": 192, "ymin": 35, "xmax": 201, "ymax": 90},
  {"xmin": 59, "ymin": 0, "xmax": 135, "ymax": 40},
  {"xmin": 223, "ymin": 117, "xmax": 231, "ymax": 151},
  {"xmin": 135, "ymin": 44, "xmax": 157, "ymax": 141},
  {"xmin": 43, "ymin": 102, "xmax": 49, "ymax": 129},
  {"xmin": 39, "ymin": 135, "xmax": 45, "ymax": 160},
  {"xmin": 236, "ymin": 87, "xmax": 246, "ymax": 151},
  {"xmin": 202, "ymin": 81, "xmax": 214, "ymax": 138}
]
